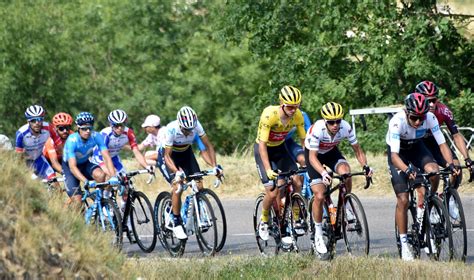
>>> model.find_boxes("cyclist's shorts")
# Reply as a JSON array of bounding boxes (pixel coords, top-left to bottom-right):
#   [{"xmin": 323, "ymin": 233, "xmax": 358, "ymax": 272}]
[
  {"xmin": 157, "ymin": 146, "xmax": 200, "ymax": 184},
  {"xmin": 422, "ymin": 136, "xmax": 458, "ymax": 168},
  {"xmin": 62, "ymin": 160, "xmax": 101, "ymax": 197},
  {"xmin": 285, "ymin": 137, "xmax": 304, "ymax": 162},
  {"xmin": 304, "ymin": 147, "xmax": 347, "ymax": 186},
  {"xmin": 26, "ymin": 155, "xmax": 55, "ymax": 180},
  {"xmin": 387, "ymin": 142, "xmax": 435, "ymax": 194},
  {"xmin": 254, "ymin": 142, "xmax": 297, "ymax": 187}
]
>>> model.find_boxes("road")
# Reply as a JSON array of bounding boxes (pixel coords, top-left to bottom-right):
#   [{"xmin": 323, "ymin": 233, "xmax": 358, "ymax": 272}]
[{"xmin": 123, "ymin": 195, "xmax": 474, "ymax": 262}]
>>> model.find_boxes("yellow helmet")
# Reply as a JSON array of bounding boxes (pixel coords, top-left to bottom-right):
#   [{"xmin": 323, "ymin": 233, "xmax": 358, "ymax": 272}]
[
  {"xmin": 320, "ymin": 102, "xmax": 344, "ymax": 120},
  {"xmin": 279, "ymin": 86, "xmax": 302, "ymax": 105}
]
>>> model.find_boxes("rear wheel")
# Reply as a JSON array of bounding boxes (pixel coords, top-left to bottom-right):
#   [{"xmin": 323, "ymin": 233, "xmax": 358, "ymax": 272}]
[
  {"xmin": 201, "ymin": 189, "xmax": 227, "ymax": 252},
  {"xmin": 444, "ymin": 188, "xmax": 466, "ymax": 262},
  {"xmin": 253, "ymin": 193, "xmax": 280, "ymax": 256},
  {"xmin": 428, "ymin": 196, "xmax": 453, "ymax": 261},
  {"xmin": 308, "ymin": 197, "xmax": 335, "ymax": 259},
  {"xmin": 342, "ymin": 193, "xmax": 369, "ymax": 256},
  {"xmin": 155, "ymin": 191, "xmax": 185, "ymax": 257},
  {"xmin": 290, "ymin": 193, "xmax": 311, "ymax": 253},
  {"xmin": 195, "ymin": 193, "xmax": 218, "ymax": 256},
  {"xmin": 130, "ymin": 191, "xmax": 157, "ymax": 253}
]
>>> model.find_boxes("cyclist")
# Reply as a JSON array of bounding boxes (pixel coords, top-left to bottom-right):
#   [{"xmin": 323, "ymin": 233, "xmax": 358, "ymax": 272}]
[
  {"xmin": 43, "ymin": 112, "xmax": 74, "ymax": 173},
  {"xmin": 0, "ymin": 134, "xmax": 13, "ymax": 150},
  {"xmin": 62, "ymin": 112, "xmax": 119, "ymax": 205},
  {"xmin": 415, "ymin": 81, "xmax": 473, "ymax": 184},
  {"xmin": 138, "ymin": 114, "xmax": 165, "ymax": 166},
  {"xmin": 15, "ymin": 105, "xmax": 59, "ymax": 180},
  {"xmin": 255, "ymin": 85, "xmax": 306, "ymax": 242},
  {"xmin": 305, "ymin": 102, "xmax": 373, "ymax": 255},
  {"xmin": 386, "ymin": 93, "xmax": 459, "ymax": 261},
  {"xmin": 158, "ymin": 106, "xmax": 222, "ymax": 240}
]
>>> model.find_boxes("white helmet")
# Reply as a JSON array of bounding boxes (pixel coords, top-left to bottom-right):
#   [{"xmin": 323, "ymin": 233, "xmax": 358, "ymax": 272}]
[
  {"xmin": 108, "ymin": 109, "xmax": 128, "ymax": 125},
  {"xmin": 0, "ymin": 134, "xmax": 13, "ymax": 150},
  {"xmin": 24, "ymin": 105, "xmax": 45, "ymax": 119},
  {"xmin": 177, "ymin": 106, "xmax": 197, "ymax": 129}
]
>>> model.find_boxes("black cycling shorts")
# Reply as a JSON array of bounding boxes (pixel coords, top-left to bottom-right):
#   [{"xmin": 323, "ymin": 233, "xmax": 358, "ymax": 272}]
[
  {"xmin": 254, "ymin": 142, "xmax": 297, "ymax": 187},
  {"xmin": 423, "ymin": 135, "xmax": 457, "ymax": 167},
  {"xmin": 157, "ymin": 147, "xmax": 201, "ymax": 184},
  {"xmin": 387, "ymin": 142, "xmax": 436, "ymax": 194},
  {"xmin": 304, "ymin": 147, "xmax": 347, "ymax": 185}
]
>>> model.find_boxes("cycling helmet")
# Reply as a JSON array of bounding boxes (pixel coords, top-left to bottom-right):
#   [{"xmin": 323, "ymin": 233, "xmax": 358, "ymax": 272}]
[
  {"xmin": 415, "ymin": 81, "xmax": 438, "ymax": 98},
  {"xmin": 24, "ymin": 105, "xmax": 45, "ymax": 119},
  {"xmin": 177, "ymin": 106, "xmax": 198, "ymax": 129},
  {"xmin": 108, "ymin": 109, "xmax": 128, "ymax": 125},
  {"xmin": 405, "ymin": 93, "xmax": 429, "ymax": 115},
  {"xmin": 279, "ymin": 86, "xmax": 302, "ymax": 105},
  {"xmin": 52, "ymin": 112, "xmax": 73, "ymax": 127},
  {"xmin": 320, "ymin": 102, "xmax": 344, "ymax": 120},
  {"xmin": 75, "ymin": 112, "xmax": 95, "ymax": 126}
]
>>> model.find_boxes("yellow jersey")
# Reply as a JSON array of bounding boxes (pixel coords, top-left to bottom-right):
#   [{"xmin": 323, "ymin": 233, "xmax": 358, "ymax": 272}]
[{"xmin": 256, "ymin": 105, "xmax": 306, "ymax": 147}]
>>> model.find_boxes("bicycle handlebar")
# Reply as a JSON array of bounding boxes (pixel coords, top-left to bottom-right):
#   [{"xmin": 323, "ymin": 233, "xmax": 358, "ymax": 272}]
[
  {"xmin": 329, "ymin": 171, "xmax": 372, "ymax": 189},
  {"xmin": 175, "ymin": 168, "xmax": 224, "ymax": 194}
]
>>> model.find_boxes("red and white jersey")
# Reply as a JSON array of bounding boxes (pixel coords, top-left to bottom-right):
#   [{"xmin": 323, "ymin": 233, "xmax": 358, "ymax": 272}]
[
  {"xmin": 15, "ymin": 122, "xmax": 59, "ymax": 160},
  {"xmin": 386, "ymin": 111, "xmax": 445, "ymax": 153},
  {"xmin": 95, "ymin": 126, "xmax": 138, "ymax": 157},
  {"xmin": 304, "ymin": 119, "xmax": 357, "ymax": 154}
]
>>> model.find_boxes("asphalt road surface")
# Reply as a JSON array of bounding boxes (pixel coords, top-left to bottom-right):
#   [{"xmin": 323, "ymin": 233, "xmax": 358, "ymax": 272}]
[{"xmin": 123, "ymin": 195, "xmax": 474, "ymax": 262}]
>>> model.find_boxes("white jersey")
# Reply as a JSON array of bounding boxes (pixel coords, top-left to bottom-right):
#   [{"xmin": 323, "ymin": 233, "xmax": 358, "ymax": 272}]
[
  {"xmin": 386, "ymin": 111, "xmax": 445, "ymax": 153},
  {"xmin": 164, "ymin": 120, "xmax": 205, "ymax": 151},
  {"xmin": 304, "ymin": 119, "xmax": 357, "ymax": 154},
  {"xmin": 141, "ymin": 128, "xmax": 166, "ymax": 149}
]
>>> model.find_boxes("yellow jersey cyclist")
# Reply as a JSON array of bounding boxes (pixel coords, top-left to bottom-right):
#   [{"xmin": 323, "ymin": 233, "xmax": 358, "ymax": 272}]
[
  {"xmin": 386, "ymin": 93, "xmax": 459, "ymax": 261},
  {"xmin": 255, "ymin": 85, "xmax": 306, "ymax": 241},
  {"xmin": 305, "ymin": 102, "xmax": 373, "ymax": 255},
  {"xmin": 157, "ymin": 106, "xmax": 222, "ymax": 240}
]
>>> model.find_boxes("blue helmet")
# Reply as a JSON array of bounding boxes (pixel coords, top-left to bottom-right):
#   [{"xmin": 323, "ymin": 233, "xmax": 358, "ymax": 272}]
[{"xmin": 75, "ymin": 112, "xmax": 95, "ymax": 126}]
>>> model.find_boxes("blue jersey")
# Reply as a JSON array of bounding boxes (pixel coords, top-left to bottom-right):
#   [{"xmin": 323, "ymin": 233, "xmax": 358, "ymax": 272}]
[
  {"xmin": 63, "ymin": 131, "xmax": 108, "ymax": 164},
  {"xmin": 286, "ymin": 111, "xmax": 312, "ymax": 140}
]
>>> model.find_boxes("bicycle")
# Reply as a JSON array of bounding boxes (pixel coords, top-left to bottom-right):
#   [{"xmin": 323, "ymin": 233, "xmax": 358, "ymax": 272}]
[
  {"xmin": 253, "ymin": 167, "xmax": 309, "ymax": 256},
  {"xmin": 436, "ymin": 166, "xmax": 468, "ymax": 262},
  {"xmin": 41, "ymin": 176, "xmax": 65, "ymax": 193},
  {"xmin": 82, "ymin": 181, "xmax": 124, "ymax": 250},
  {"xmin": 154, "ymin": 169, "xmax": 221, "ymax": 257},
  {"xmin": 309, "ymin": 172, "xmax": 371, "ymax": 260},
  {"xmin": 111, "ymin": 169, "xmax": 157, "ymax": 253},
  {"xmin": 395, "ymin": 168, "xmax": 454, "ymax": 261}
]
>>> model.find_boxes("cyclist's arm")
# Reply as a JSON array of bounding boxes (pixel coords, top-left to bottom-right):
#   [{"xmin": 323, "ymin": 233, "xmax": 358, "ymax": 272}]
[
  {"xmin": 390, "ymin": 152, "xmax": 410, "ymax": 174},
  {"xmin": 308, "ymin": 149, "xmax": 325, "ymax": 175},
  {"xmin": 199, "ymin": 135, "xmax": 216, "ymax": 167},
  {"xmin": 351, "ymin": 143, "xmax": 368, "ymax": 168},
  {"xmin": 68, "ymin": 157, "xmax": 88, "ymax": 184},
  {"xmin": 164, "ymin": 146, "xmax": 179, "ymax": 173},
  {"xmin": 452, "ymin": 133, "xmax": 470, "ymax": 161},
  {"xmin": 132, "ymin": 146, "xmax": 148, "ymax": 168},
  {"xmin": 439, "ymin": 142, "xmax": 454, "ymax": 167},
  {"xmin": 428, "ymin": 113, "xmax": 454, "ymax": 166},
  {"xmin": 48, "ymin": 153, "xmax": 62, "ymax": 173},
  {"xmin": 100, "ymin": 150, "xmax": 116, "ymax": 177}
]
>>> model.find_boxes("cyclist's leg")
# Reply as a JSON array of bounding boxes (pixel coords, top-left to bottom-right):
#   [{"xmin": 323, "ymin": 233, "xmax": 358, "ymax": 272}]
[
  {"xmin": 327, "ymin": 148, "xmax": 351, "ymax": 192},
  {"xmin": 62, "ymin": 161, "xmax": 87, "ymax": 206},
  {"xmin": 411, "ymin": 141, "xmax": 439, "ymax": 193}
]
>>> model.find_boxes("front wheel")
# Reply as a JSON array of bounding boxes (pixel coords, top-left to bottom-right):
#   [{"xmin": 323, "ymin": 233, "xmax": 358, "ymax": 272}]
[
  {"xmin": 342, "ymin": 193, "xmax": 369, "ymax": 256},
  {"xmin": 130, "ymin": 191, "xmax": 157, "ymax": 253},
  {"xmin": 444, "ymin": 188, "xmax": 467, "ymax": 262},
  {"xmin": 253, "ymin": 193, "xmax": 280, "ymax": 256},
  {"xmin": 201, "ymin": 188, "xmax": 227, "ymax": 252},
  {"xmin": 89, "ymin": 198, "xmax": 123, "ymax": 250},
  {"xmin": 194, "ymin": 193, "xmax": 218, "ymax": 256},
  {"xmin": 428, "ymin": 195, "xmax": 453, "ymax": 261}
]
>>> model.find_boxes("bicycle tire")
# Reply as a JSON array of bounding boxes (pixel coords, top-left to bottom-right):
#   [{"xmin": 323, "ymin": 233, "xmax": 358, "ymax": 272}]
[
  {"xmin": 428, "ymin": 195, "xmax": 453, "ymax": 261},
  {"xmin": 130, "ymin": 191, "xmax": 157, "ymax": 253},
  {"xmin": 444, "ymin": 188, "xmax": 467, "ymax": 262},
  {"xmin": 253, "ymin": 192, "xmax": 280, "ymax": 256},
  {"xmin": 395, "ymin": 202, "xmax": 421, "ymax": 259},
  {"xmin": 154, "ymin": 191, "xmax": 186, "ymax": 257},
  {"xmin": 342, "ymin": 193, "xmax": 369, "ymax": 256},
  {"xmin": 201, "ymin": 188, "xmax": 227, "ymax": 252},
  {"xmin": 89, "ymin": 198, "xmax": 123, "ymax": 250},
  {"xmin": 308, "ymin": 196, "xmax": 335, "ymax": 259},
  {"xmin": 194, "ymin": 193, "xmax": 218, "ymax": 256},
  {"xmin": 289, "ymin": 193, "xmax": 311, "ymax": 253}
]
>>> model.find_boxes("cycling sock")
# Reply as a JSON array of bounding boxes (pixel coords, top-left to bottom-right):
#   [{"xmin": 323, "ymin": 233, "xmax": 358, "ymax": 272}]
[
  {"xmin": 400, "ymin": 234, "xmax": 408, "ymax": 244},
  {"xmin": 315, "ymin": 222, "xmax": 323, "ymax": 237},
  {"xmin": 173, "ymin": 214, "xmax": 182, "ymax": 225},
  {"xmin": 261, "ymin": 209, "xmax": 269, "ymax": 223}
]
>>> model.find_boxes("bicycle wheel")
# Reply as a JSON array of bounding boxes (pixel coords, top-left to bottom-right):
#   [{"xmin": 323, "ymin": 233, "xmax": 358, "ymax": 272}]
[
  {"xmin": 194, "ymin": 193, "xmax": 218, "ymax": 256},
  {"xmin": 253, "ymin": 193, "xmax": 280, "ymax": 256},
  {"xmin": 428, "ymin": 195, "xmax": 453, "ymax": 261},
  {"xmin": 201, "ymin": 188, "xmax": 227, "ymax": 252},
  {"xmin": 290, "ymin": 193, "xmax": 311, "ymax": 253},
  {"xmin": 395, "ymin": 202, "xmax": 421, "ymax": 259},
  {"xmin": 342, "ymin": 193, "xmax": 369, "ymax": 256},
  {"xmin": 154, "ymin": 191, "xmax": 186, "ymax": 257},
  {"xmin": 91, "ymin": 198, "xmax": 123, "ymax": 250},
  {"xmin": 308, "ymin": 197, "xmax": 335, "ymax": 259},
  {"xmin": 130, "ymin": 191, "xmax": 157, "ymax": 253},
  {"xmin": 444, "ymin": 188, "xmax": 467, "ymax": 262}
]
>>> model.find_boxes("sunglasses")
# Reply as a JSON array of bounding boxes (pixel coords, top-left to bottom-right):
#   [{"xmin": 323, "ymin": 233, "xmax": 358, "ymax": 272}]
[
  {"xmin": 408, "ymin": 115, "xmax": 425, "ymax": 122},
  {"xmin": 427, "ymin": 98, "xmax": 437, "ymax": 104},
  {"xmin": 112, "ymin": 123, "xmax": 124, "ymax": 129},
  {"xmin": 284, "ymin": 104, "xmax": 300, "ymax": 110},
  {"xmin": 57, "ymin": 126, "xmax": 71, "ymax": 132},
  {"xmin": 326, "ymin": 119, "xmax": 342, "ymax": 125},
  {"xmin": 78, "ymin": 126, "xmax": 93, "ymax": 131},
  {"xmin": 29, "ymin": 118, "xmax": 44, "ymax": 123}
]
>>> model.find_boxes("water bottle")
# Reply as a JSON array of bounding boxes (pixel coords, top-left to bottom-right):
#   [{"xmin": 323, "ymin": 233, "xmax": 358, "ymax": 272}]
[
  {"xmin": 328, "ymin": 204, "xmax": 337, "ymax": 225},
  {"xmin": 416, "ymin": 206, "xmax": 424, "ymax": 233},
  {"xmin": 448, "ymin": 196, "xmax": 459, "ymax": 220},
  {"xmin": 181, "ymin": 196, "xmax": 191, "ymax": 224}
]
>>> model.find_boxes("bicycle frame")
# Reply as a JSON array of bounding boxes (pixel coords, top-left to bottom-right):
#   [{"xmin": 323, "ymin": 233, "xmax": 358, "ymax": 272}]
[{"xmin": 82, "ymin": 182, "xmax": 117, "ymax": 230}]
